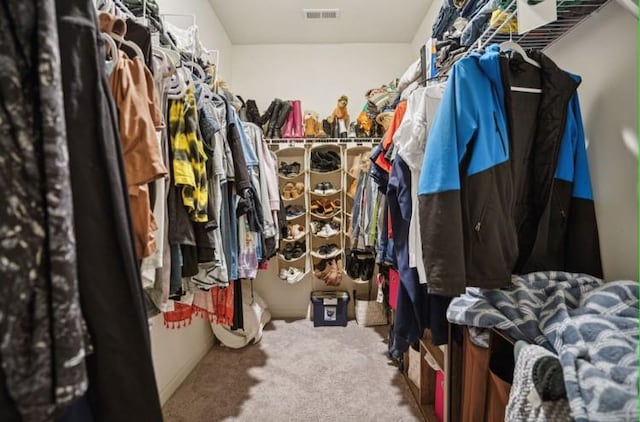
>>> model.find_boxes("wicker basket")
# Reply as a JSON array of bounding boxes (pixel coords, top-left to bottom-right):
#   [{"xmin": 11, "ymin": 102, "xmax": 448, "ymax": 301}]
[{"xmin": 354, "ymin": 291, "xmax": 387, "ymax": 326}]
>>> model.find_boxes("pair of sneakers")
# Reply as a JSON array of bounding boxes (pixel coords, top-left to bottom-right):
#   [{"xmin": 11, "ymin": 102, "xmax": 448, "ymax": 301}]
[
  {"xmin": 312, "ymin": 182, "xmax": 337, "ymax": 195},
  {"xmin": 311, "ymin": 243, "xmax": 341, "ymax": 259},
  {"xmin": 279, "ymin": 161, "xmax": 301, "ymax": 178},
  {"xmin": 311, "ymin": 220, "xmax": 340, "ymax": 238},
  {"xmin": 279, "ymin": 267, "xmax": 304, "ymax": 284}
]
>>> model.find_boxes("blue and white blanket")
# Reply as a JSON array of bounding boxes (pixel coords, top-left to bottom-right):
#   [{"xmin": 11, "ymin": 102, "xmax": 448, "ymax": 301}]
[{"xmin": 447, "ymin": 272, "xmax": 638, "ymax": 422}]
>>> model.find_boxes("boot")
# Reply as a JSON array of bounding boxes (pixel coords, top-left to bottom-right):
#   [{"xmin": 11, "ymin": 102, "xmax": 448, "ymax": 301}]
[
  {"xmin": 272, "ymin": 100, "xmax": 292, "ymax": 139},
  {"xmin": 246, "ymin": 99, "xmax": 261, "ymax": 125},
  {"xmin": 260, "ymin": 99, "xmax": 279, "ymax": 126},
  {"xmin": 282, "ymin": 101, "xmax": 295, "ymax": 138},
  {"xmin": 332, "ymin": 120, "xmax": 340, "ymax": 138},
  {"xmin": 266, "ymin": 100, "xmax": 283, "ymax": 138},
  {"xmin": 292, "ymin": 100, "xmax": 303, "ymax": 138},
  {"xmin": 322, "ymin": 119, "xmax": 332, "ymax": 138}
]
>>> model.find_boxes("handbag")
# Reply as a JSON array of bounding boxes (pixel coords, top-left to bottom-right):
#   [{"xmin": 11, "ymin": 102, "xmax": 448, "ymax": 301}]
[{"xmin": 353, "ymin": 274, "xmax": 387, "ymax": 326}]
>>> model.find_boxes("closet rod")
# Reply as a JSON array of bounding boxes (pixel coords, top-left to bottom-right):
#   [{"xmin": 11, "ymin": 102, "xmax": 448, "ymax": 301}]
[{"xmin": 265, "ymin": 138, "xmax": 381, "ymax": 145}]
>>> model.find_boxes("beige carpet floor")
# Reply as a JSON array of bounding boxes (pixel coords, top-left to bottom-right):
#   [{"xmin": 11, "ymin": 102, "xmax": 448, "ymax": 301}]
[{"xmin": 163, "ymin": 319, "xmax": 421, "ymax": 421}]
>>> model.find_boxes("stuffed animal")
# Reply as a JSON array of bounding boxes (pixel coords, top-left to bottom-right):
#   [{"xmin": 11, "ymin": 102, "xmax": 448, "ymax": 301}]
[
  {"xmin": 356, "ymin": 110, "xmax": 373, "ymax": 137},
  {"xmin": 327, "ymin": 95, "xmax": 350, "ymax": 126},
  {"xmin": 326, "ymin": 95, "xmax": 350, "ymax": 138}
]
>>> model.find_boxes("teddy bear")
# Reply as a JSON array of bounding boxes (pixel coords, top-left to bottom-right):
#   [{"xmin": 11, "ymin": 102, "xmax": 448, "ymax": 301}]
[{"xmin": 324, "ymin": 95, "xmax": 350, "ymax": 138}]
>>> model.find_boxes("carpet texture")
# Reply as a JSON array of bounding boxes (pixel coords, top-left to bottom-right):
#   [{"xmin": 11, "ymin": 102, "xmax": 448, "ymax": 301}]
[{"xmin": 163, "ymin": 319, "xmax": 421, "ymax": 421}]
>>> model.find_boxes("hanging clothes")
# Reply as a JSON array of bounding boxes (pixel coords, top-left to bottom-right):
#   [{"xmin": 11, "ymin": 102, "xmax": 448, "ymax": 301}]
[
  {"xmin": 168, "ymin": 87, "xmax": 209, "ymax": 223},
  {"xmin": 57, "ymin": 0, "xmax": 162, "ymax": 420},
  {"xmin": 0, "ymin": 0, "xmax": 91, "ymax": 419},
  {"xmin": 418, "ymin": 45, "xmax": 602, "ymax": 297},
  {"xmin": 393, "ymin": 85, "xmax": 444, "ymax": 284}
]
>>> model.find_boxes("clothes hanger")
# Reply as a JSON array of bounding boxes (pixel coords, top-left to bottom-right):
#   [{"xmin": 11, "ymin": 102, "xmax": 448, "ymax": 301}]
[
  {"xmin": 101, "ymin": 32, "xmax": 119, "ymax": 73},
  {"xmin": 499, "ymin": 31, "xmax": 541, "ymax": 69},
  {"xmin": 500, "ymin": 31, "xmax": 542, "ymax": 94},
  {"xmin": 183, "ymin": 60, "xmax": 206, "ymax": 83},
  {"xmin": 111, "ymin": 33, "xmax": 145, "ymax": 59}
]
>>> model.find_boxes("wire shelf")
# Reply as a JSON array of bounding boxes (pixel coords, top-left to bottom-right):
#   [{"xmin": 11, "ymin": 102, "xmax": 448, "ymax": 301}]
[{"xmin": 474, "ymin": 0, "xmax": 612, "ymax": 50}]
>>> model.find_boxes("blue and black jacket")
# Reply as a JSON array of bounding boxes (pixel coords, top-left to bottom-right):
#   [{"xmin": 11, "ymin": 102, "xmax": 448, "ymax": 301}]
[{"xmin": 418, "ymin": 45, "xmax": 602, "ymax": 297}]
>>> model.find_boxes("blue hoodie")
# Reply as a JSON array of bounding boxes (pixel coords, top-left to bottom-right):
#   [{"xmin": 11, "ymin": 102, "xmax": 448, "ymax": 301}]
[{"xmin": 417, "ymin": 45, "xmax": 601, "ymax": 297}]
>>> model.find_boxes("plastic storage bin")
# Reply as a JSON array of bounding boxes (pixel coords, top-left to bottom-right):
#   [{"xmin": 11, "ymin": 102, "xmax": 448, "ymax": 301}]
[{"xmin": 310, "ymin": 291, "xmax": 349, "ymax": 327}]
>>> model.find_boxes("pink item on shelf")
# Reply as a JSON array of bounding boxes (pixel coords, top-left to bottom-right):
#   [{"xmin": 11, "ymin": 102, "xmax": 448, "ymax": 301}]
[
  {"xmin": 282, "ymin": 101, "xmax": 295, "ymax": 138},
  {"xmin": 292, "ymin": 100, "xmax": 303, "ymax": 137},
  {"xmin": 435, "ymin": 370, "xmax": 445, "ymax": 422},
  {"xmin": 388, "ymin": 268, "xmax": 400, "ymax": 310}
]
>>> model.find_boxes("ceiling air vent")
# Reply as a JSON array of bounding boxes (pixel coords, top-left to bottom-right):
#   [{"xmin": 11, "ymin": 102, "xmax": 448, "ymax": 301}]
[{"xmin": 303, "ymin": 8, "xmax": 340, "ymax": 20}]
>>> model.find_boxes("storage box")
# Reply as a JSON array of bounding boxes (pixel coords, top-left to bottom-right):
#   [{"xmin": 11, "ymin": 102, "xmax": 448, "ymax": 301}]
[{"xmin": 311, "ymin": 291, "xmax": 349, "ymax": 327}]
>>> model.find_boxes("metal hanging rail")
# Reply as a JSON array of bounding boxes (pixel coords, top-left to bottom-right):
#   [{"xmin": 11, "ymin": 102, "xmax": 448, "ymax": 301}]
[
  {"xmin": 472, "ymin": 0, "xmax": 612, "ymax": 50},
  {"xmin": 265, "ymin": 138, "xmax": 382, "ymax": 145}
]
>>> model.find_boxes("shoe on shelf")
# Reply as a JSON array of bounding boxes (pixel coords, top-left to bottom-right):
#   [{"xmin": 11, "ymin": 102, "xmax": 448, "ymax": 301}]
[
  {"xmin": 310, "ymin": 220, "xmax": 322, "ymax": 235},
  {"xmin": 310, "ymin": 199, "xmax": 337, "ymax": 217},
  {"xmin": 295, "ymin": 182, "xmax": 305, "ymax": 196},
  {"xmin": 310, "ymin": 150, "xmax": 341, "ymax": 172},
  {"xmin": 286, "ymin": 267, "xmax": 304, "ymax": 284},
  {"xmin": 313, "ymin": 243, "xmax": 340, "ymax": 259},
  {"xmin": 289, "ymin": 224, "xmax": 306, "ymax": 241},
  {"xmin": 286, "ymin": 205, "xmax": 306, "ymax": 220},
  {"xmin": 279, "ymin": 161, "xmax": 301, "ymax": 178},
  {"xmin": 317, "ymin": 223, "xmax": 339, "ymax": 238},
  {"xmin": 283, "ymin": 182, "xmax": 296, "ymax": 199},
  {"xmin": 325, "ymin": 258, "xmax": 342, "ymax": 286},
  {"xmin": 313, "ymin": 182, "xmax": 338, "ymax": 195},
  {"xmin": 279, "ymin": 268, "xmax": 289, "ymax": 280}
]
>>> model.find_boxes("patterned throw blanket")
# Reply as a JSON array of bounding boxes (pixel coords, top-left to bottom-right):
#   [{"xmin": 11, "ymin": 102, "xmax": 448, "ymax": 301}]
[{"xmin": 447, "ymin": 272, "xmax": 638, "ymax": 422}]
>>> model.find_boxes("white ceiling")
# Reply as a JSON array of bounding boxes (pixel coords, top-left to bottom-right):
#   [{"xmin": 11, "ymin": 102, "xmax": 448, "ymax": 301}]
[{"xmin": 208, "ymin": 0, "xmax": 431, "ymax": 45}]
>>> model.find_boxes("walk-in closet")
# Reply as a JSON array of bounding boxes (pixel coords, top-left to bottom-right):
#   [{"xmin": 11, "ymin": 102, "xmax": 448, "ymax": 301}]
[{"xmin": 1, "ymin": 0, "xmax": 637, "ymax": 421}]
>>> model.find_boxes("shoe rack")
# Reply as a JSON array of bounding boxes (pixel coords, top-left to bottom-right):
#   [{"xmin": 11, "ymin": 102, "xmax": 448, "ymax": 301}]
[
  {"xmin": 308, "ymin": 143, "xmax": 345, "ymax": 289},
  {"xmin": 275, "ymin": 146, "xmax": 310, "ymax": 282}
]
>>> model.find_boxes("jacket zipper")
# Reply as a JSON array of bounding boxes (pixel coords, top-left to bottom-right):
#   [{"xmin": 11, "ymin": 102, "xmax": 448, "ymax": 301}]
[
  {"xmin": 474, "ymin": 178, "xmax": 492, "ymax": 242},
  {"xmin": 493, "ymin": 112, "xmax": 507, "ymax": 156}
]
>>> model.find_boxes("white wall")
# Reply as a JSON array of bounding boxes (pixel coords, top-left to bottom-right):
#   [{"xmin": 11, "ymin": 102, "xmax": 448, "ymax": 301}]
[
  {"xmin": 151, "ymin": 0, "xmax": 231, "ymax": 405},
  {"xmin": 156, "ymin": 0, "xmax": 234, "ymax": 81},
  {"xmin": 231, "ymin": 43, "xmax": 414, "ymax": 117},
  {"xmin": 149, "ymin": 316, "xmax": 214, "ymax": 404},
  {"xmin": 411, "ymin": 0, "xmax": 443, "ymax": 53},
  {"xmin": 545, "ymin": 2, "xmax": 638, "ymax": 281}
]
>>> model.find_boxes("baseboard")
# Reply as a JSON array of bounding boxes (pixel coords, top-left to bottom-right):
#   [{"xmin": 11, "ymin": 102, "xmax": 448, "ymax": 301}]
[{"xmin": 158, "ymin": 336, "xmax": 214, "ymax": 405}]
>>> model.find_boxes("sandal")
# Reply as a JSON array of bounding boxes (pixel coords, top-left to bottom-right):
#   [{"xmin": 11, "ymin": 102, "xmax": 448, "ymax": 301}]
[
  {"xmin": 282, "ymin": 182, "xmax": 295, "ymax": 199},
  {"xmin": 330, "ymin": 199, "xmax": 341, "ymax": 211},
  {"xmin": 295, "ymin": 182, "xmax": 305, "ymax": 196},
  {"xmin": 289, "ymin": 224, "xmax": 305, "ymax": 240}
]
